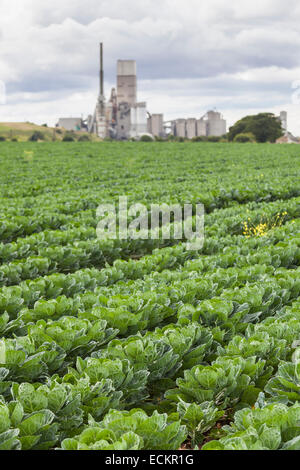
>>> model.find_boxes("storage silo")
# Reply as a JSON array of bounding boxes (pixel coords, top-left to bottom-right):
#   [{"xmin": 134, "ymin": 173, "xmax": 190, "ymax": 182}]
[
  {"xmin": 175, "ymin": 119, "xmax": 186, "ymax": 138},
  {"xmin": 196, "ymin": 118, "xmax": 207, "ymax": 136},
  {"xmin": 148, "ymin": 114, "xmax": 164, "ymax": 137},
  {"xmin": 280, "ymin": 111, "xmax": 287, "ymax": 133},
  {"xmin": 186, "ymin": 118, "xmax": 197, "ymax": 139},
  {"xmin": 206, "ymin": 111, "xmax": 226, "ymax": 136}
]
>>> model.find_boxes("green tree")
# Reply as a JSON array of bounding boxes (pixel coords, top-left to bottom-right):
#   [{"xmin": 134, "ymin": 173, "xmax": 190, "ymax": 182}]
[
  {"xmin": 207, "ymin": 135, "xmax": 221, "ymax": 142},
  {"xmin": 175, "ymin": 136, "xmax": 185, "ymax": 142},
  {"xmin": 228, "ymin": 113, "xmax": 283, "ymax": 143},
  {"xmin": 233, "ymin": 132, "xmax": 256, "ymax": 143},
  {"xmin": 78, "ymin": 134, "xmax": 91, "ymax": 142},
  {"xmin": 62, "ymin": 133, "xmax": 75, "ymax": 142},
  {"xmin": 29, "ymin": 131, "xmax": 45, "ymax": 141},
  {"xmin": 140, "ymin": 134, "xmax": 154, "ymax": 142}
]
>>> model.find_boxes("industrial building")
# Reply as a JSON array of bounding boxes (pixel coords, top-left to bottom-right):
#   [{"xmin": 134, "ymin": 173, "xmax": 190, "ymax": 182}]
[
  {"xmin": 276, "ymin": 132, "xmax": 299, "ymax": 144},
  {"xmin": 276, "ymin": 111, "xmax": 299, "ymax": 143},
  {"xmin": 84, "ymin": 44, "xmax": 162, "ymax": 140},
  {"xmin": 130, "ymin": 102, "xmax": 148, "ymax": 137},
  {"xmin": 196, "ymin": 118, "xmax": 207, "ymax": 137},
  {"xmin": 147, "ymin": 114, "xmax": 164, "ymax": 137},
  {"xmin": 116, "ymin": 102, "xmax": 131, "ymax": 140},
  {"xmin": 57, "ymin": 117, "xmax": 84, "ymax": 132},
  {"xmin": 174, "ymin": 119, "xmax": 186, "ymax": 138},
  {"xmin": 205, "ymin": 111, "xmax": 227, "ymax": 136},
  {"xmin": 117, "ymin": 60, "xmax": 137, "ymax": 106},
  {"xmin": 171, "ymin": 110, "xmax": 227, "ymax": 139},
  {"xmin": 57, "ymin": 43, "xmax": 229, "ymax": 141},
  {"xmin": 186, "ymin": 118, "xmax": 197, "ymax": 139},
  {"xmin": 279, "ymin": 111, "xmax": 287, "ymax": 133}
]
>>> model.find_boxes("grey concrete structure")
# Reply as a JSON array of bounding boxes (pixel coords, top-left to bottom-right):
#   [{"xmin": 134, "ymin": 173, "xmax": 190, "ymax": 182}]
[
  {"xmin": 106, "ymin": 88, "xmax": 118, "ymax": 138},
  {"xmin": 279, "ymin": 111, "xmax": 287, "ymax": 133},
  {"xmin": 170, "ymin": 110, "xmax": 226, "ymax": 139},
  {"xmin": 196, "ymin": 118, "xmax": 207, "ymax": 136},
  {"xmin": 115, "ymin": 60, "xmax": 149, "ymax": 139},
  {"xmin": 117, "ymin": 60, "xmax": 137, "ymax": 106},
  {"xmin": 64, "ymin": 44, "xmax": 164, "ymax": 140},
  {"xmin": 130, "ymin": 102, "xmax": 148, "ymax": 137},
  {"xmin": 175, "ymin": 119, "xmax": 186, "ymax": 138},
  {"xmin": 116, "ymin": 102, "xmax": 131, "ymax": 140},
  {"xmin": 186, "ymin": 118, "xmax": 197, "ymax": 139},
  {"xmin": 57, "ymin": 118, "xmax": 82, "ymax": 131},
  {"xmin": 87, "ymin": 115, "xmax": 93, "ymax": 131},
  {"xmin": 276, "ymin": 131, "xmax": 298, "ymax": 144},
  {"xmin": 205, "ymin": 110, "xmax": 226, "ymax": 136},
  {"xmin": 148, "ymin": 114, "xmax": 164, "ymax": 137},
  {"xmin": 94, "ymin": 103, "xmax": 106, "ymax": 138},
  {"xmin": 167, "ymin": 121, "xmax": 177, "ymax": 136},
  {"xmin": 88, "ymin": 43, "xmax": 107, "ymax": 138}
]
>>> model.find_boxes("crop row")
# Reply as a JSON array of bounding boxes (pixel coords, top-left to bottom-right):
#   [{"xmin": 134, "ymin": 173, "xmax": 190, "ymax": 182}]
[
  {"xmin": 1, "ymin": 195, "xmax": 299, "ymax": 264},
  {"xmin": 0, "ymin": 205, "xmax": 299, "ymax": 288},
  {"xmin": 0, "ymin": 263, "xmax": 282, "ymax": 337}
]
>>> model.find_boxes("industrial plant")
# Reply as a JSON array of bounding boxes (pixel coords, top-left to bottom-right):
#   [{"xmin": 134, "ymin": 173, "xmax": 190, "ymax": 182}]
[
  {"xmin": 275, "ymin": 111, "xmax": 299, "ymax": 143},
  {"xmin": 167, "ymin": 111, "xmax": 227, "ymax": 139},
  {"xmin": 57, "ymin": 44, "xmax": 228, "ymax": 140}
]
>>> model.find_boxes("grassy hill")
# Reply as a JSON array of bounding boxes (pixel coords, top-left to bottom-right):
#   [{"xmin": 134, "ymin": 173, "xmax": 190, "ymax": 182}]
[{"xmin": 0, "ymin": 122, "xmax": 101, "ymax": 142}]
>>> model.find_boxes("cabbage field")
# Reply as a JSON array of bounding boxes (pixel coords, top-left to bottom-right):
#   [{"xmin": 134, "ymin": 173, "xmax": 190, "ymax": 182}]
[{"xmin": 0, "ymin": 141, "xmax": 300, "ymax": 451}]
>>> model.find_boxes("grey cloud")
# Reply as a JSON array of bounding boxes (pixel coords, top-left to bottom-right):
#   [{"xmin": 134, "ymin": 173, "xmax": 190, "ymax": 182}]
[{"xmin": 1, "ymin": 0, "xmax": 300, "ymax": 132}]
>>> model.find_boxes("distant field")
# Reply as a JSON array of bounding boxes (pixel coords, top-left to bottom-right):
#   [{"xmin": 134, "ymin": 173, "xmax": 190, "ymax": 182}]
[
  {"xmin": 0, "ymin": 142, "xmax": 300, "ymax": 451},
  {"xmin": 0, "ymin": 122, "xmax": 101, "ymax": 141}
]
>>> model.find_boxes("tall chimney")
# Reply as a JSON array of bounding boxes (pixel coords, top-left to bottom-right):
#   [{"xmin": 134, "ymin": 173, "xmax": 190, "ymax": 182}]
[{"xmin": 100, "ymin": 42, "xmax": 104, "ymax": 96}]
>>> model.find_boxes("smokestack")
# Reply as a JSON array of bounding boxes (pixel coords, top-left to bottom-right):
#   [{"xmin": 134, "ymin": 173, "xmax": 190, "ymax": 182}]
[{"xmin": 100, "ymin": 42, "xmax": 104, "ymax": 96}]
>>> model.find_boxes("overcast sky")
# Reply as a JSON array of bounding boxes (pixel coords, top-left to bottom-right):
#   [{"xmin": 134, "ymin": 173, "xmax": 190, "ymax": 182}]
[{"xmin": 1, "ymin": 0, "xmax": 300, "ymax": 133}]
